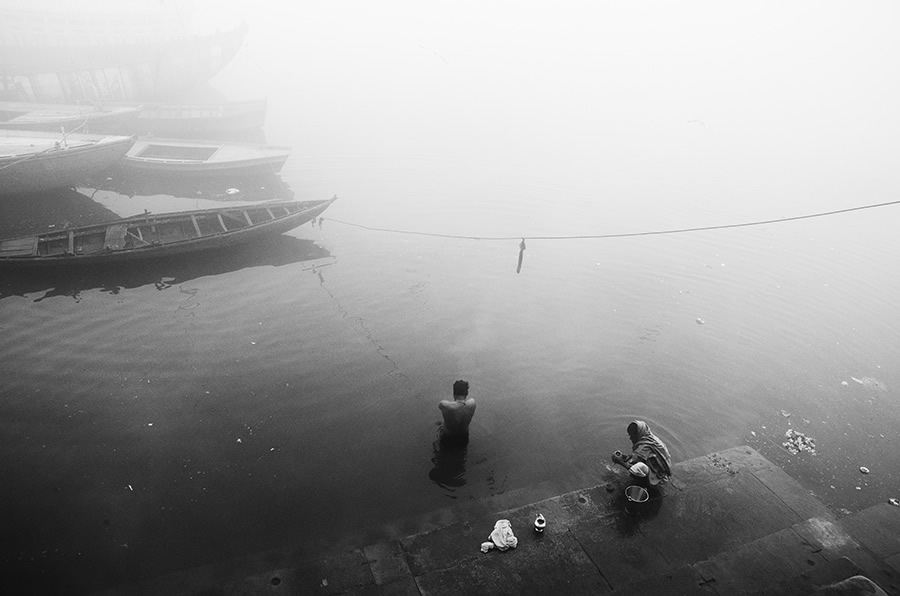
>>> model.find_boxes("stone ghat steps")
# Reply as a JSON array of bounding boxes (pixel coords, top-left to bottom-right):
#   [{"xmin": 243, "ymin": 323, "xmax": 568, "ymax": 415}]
[
  {"xmin": 245, "ymin": 507, "xmax": 897, "ymax": 595},
  {"xmin": 95, "ymin": 447, "xmax": 900, "ymax": 595}
]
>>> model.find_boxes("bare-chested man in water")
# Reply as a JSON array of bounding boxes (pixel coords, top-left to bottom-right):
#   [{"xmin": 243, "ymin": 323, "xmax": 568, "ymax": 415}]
[{"xmin": 438, "ymin": 380, "xmax": 476, "ymax": 448}]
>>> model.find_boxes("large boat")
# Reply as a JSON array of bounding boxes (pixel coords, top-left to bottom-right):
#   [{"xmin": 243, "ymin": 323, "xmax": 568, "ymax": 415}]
[
  {"xmin": 0, "ymin": 198, "xmax": 337, "ymax": 267},
  {"xmin": 0, "ymin": 2, "xmax": 246, "ymax": 104},
  {"xmin": 126, "ymin": 99, "xmax": 268, "ymax": 136},
  {"xmin": 0, "ymin": 102, "xmax": 142, "ymax": 134},
  {"xmin": 0, "ymin": 130, "xmax": 135, "ymax": 196},
  {"xmin": 120, "ymin": 137, "xmax": 291, "ymax": 175}
]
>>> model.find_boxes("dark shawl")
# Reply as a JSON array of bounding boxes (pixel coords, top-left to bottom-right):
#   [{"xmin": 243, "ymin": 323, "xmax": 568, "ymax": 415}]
[{"xmin": 630, "ymin": 420, "xmax": 673, "ymax": 482}]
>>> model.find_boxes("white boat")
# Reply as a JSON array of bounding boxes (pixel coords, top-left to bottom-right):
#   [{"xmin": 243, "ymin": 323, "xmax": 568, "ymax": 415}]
[
  {"xmin": 0, "ymin": 130, "xmax": 135, "ymax": 196},
  {"xmin": 120, "ymin": 137, "xmax": 291, "ymax": 175}
]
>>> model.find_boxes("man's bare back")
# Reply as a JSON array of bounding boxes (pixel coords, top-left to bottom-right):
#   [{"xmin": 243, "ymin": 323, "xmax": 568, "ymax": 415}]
[
  {"xmin": 439, "ymin": 380, "xmax": 476, "ymax": 437},
  {"xmin": 439, "ymin": 397, "xmax": 476, "ymax": 436}
]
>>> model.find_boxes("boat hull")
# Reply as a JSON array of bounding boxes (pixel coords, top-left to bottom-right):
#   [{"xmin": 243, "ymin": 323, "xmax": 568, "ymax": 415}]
[
  {"xmin": 0, "ymin": 198, "xmax": 336, "ymax": 267},
  {"xmin": 120, "ymin": 137, "xmax": 290, "ymax": 175},
  {"xmin": 126, "ymin": 99, "xmax": 268, "ymax": 135},
  {"xmin": 0, "ymin": 24, "xmax": 247, "ymax": 104},
  {"xmin": 0, "ymin": 131, "xmax": 135, "ymax": 196},
  {"xmin": 0, "ymin": 102, "xmax": 142, "ymax": 134}
]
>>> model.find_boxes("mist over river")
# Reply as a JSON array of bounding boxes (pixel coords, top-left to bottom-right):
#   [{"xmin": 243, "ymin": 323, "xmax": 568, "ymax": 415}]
[{"xmin": 2, "ymin": 2, "xmax": 900, "ymax": 593}]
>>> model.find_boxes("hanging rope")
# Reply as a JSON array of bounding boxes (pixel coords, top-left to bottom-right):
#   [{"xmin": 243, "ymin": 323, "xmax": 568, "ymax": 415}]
[
  {"xmin": 325, "ymin": 198, "xmax": 900, "ymax": 242},
  {"xmin": 516, "ymin": 238, "xmax": 526, "ymax": 273}
]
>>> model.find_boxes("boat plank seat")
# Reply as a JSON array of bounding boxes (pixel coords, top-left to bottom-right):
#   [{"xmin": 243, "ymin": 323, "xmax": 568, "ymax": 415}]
[
  {"xmin": 126, "ymin": 229, "xmax": 151, "ymax": 246},
  {"xmin": 222, "ymin": 211, "xmax": 248, "ymax": 224},
  {"xmin": 219, "ymin": 211, "xmax": 249, "ymax": 231},
  {"xmin": 104, "ymin": 224, "xmax": 129, "ymax": 250},
  {"xmin": 0, "ymin": 237, "xmax": 38, "ymax": 257},
  {"xmin": 190, "ymin": 215, "xmax": 203, "ymax": 237}
]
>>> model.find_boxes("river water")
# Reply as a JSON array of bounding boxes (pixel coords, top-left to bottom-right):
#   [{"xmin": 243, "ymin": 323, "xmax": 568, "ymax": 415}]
[{"xmin": 2, "ymin": 2, "xmax": 900, "ymax": 594}]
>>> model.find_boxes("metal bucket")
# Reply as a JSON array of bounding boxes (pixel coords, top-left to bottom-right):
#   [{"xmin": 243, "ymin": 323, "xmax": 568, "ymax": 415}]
[{"xmin": 624, "ymin": 485, "xmax": 649, "ymax": 516}]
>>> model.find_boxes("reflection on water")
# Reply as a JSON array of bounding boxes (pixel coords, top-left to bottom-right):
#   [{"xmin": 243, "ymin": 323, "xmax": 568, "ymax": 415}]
[
  {"xmin": 0, "ymin": 236, "xmax": 332, "ymax": 301},
  {"xmin": 88, "ymin": 168, "xmax": 294, "ymax": 203},
  {"xmin": 0, "ymin": 188, "xmax": 122, "ymax": 239},
  {"xmin": 429, "ymin": 425, "xmax": 469, "ymax": 495},
  {"xmin": 5, "ymin": 3, "xmax": 900, "ymax": 594}
]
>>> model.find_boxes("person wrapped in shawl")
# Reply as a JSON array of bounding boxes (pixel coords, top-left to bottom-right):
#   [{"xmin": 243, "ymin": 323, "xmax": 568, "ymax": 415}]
[{"xmin": 611, "ymin": 420, "xmax": 672, "ymax": 486}]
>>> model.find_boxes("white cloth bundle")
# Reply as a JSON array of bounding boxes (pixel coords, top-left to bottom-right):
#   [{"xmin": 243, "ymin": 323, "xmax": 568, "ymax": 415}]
[{"xmin": 481, "ymin": 519, "xmax": 517, "ymax": 552}]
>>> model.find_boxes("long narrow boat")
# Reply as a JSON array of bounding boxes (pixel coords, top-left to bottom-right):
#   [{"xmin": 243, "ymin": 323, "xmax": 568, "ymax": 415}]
[
  {"xmin": 120, "ymin": 137, "xmax": 290, "ymax": 174},
  {"xmin": 0, "ymin": 198, "xmax": 336, "ymax": 267},
  {"xmin": 0, "ymin": 102, "xmax": 142, "ymax": 134},
  {"xmin": 127, "ymin": 99, "xmax": 268, "ymax": 135},
  {"xmin": 0, "ymin": 130, "xmax": 135, "ymax": 196}
]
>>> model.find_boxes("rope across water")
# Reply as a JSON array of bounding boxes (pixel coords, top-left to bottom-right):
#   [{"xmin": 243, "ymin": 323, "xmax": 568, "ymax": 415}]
[{"xmin": 325, "ymin": 199, "xmax": 900, "ymax": 242}]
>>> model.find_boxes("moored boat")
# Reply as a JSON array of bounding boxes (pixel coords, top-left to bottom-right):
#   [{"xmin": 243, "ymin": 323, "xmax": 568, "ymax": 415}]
[
  {"xmin": 0, "ymin": 102, "xmax": 142, "ymax": 134},
  {"xmin": 0, "ymin": 2, "xmax": 247, "ymax": 104},
  {"xmin": 0, "ymin": 130, "xmax": 135, "ymax": 196},
  {"xmin": 0, "ymin": 197, "xmax": 336, "ymax": 267},
  {"xmin": 120, "ymin": 137, "xmax": 290, "ymax": 174},
  {"xmin": 125, "ymin": 99, "xmax": 268, "ymax": 136}
]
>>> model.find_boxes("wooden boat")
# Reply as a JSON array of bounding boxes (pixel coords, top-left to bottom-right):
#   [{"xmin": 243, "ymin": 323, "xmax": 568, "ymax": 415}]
[
  {"xmin": 0, "ymin": 197, "xmax": 336, "ymax": 267},
  {"xmin": 0, "ymin": 3, "xmax": 246, "ymax": 104},
  {"xmin": 0, "ymin": 102, "xmax": 142, "ymax": 134},
  {"xmin": 0, "ymin": 130, "xmax": 135, "ymax": 196},
  {"xmin": 127, "ymin": 99, "xmax": 268, "ymax": 135},
  {"xmin": 120, "ymin": 137, "xmax": 290, "ymax": 174}
]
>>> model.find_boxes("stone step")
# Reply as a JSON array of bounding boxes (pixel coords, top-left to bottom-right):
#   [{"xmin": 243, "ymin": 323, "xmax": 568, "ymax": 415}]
[{"xmin": 92, "ymin": 447, "xmax": 900, "ymax": 596}]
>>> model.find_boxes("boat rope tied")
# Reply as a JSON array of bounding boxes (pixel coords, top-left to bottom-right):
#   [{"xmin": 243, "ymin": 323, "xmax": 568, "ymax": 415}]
[
  {"xmin": 516, "ymin": 238, "xmax": 526, "ymax": 274},
  {"xmin": 325, "ymin": 198, "xmax": 900, "ymax": 242}
]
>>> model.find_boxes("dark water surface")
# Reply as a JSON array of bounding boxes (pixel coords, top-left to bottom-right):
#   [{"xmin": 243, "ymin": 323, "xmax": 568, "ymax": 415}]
[{"xmin": 3, "ymin": 3, "xmax": 900, "ymax": 594}]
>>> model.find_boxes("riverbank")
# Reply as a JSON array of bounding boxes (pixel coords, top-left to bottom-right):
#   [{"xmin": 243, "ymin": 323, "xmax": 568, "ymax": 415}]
[{"xmin": 95, "ymin": 446, "xmax": 899, "ymax": 595}]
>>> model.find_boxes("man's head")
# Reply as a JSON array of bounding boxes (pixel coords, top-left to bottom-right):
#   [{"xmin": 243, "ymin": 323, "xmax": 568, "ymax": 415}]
[{"xmin": 453, "ymin": 380, "xmax": 469, "ymax": 397}]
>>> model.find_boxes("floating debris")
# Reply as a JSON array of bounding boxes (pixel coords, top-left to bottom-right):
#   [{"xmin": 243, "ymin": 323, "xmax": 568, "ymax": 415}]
[
  {"xmin": 782, "ymin": 428, "xmax": 817, "ymax": 455},
  {"xmin": 841, "ymin": 381, "xmax": 849, "ymax": 387},
  {"xmin": 850, "ymin": 376, "xmax": 888, "ymax": 391},
  {"xmin": 780, "ymin": 410, "xmax": 791, "ymax": 418},
  {"xmin": 695, "ymin": 318, "xmax": 705, "ymax": 325},
  {"xmin": 859, "ymin": 466, "xmax": 869, "ymax": 474},
  {"xmin": 889, "ymin": 498, "xmax": 899, "ymax": 507}
]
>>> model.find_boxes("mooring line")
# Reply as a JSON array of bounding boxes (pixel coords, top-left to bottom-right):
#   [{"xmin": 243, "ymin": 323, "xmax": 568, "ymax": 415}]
[{"xmin": 325, "ymin": 198, "xmax": 900, "ymax": 242}]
